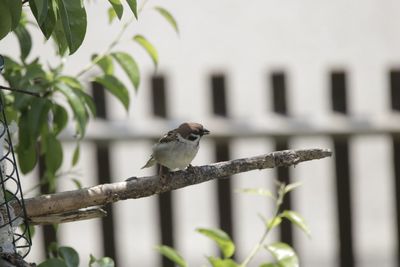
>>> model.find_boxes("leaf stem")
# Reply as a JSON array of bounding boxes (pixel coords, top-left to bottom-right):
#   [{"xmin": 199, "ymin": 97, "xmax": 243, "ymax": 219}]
[{"xmin": 240, "ymin": 183, "xmax": 286, "ymax": 267}]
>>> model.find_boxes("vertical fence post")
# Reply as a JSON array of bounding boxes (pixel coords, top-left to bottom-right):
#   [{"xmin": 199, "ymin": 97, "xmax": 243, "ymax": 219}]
[
  {"xmin": 270, "ymin": 71, "xmax": 293, "ymax": 246},
  {"xmin": 38, "ymin": 157, "xmax": 57, "ymax": 255},
  {"xmin": 390, "ymin": 70, "xmax": 400, "ymax": 267},
  {"xmin": 92, "ymin": 81, "xmax": 117, "ymax": 265},
  {"xmin": 151, "ymin": 75, "xmax": 175, "ymax": 267},
  {"xmin": 211, "ymin": 75, "xmax": 235, "ymax": 251},
  {"xmin": 330, "ymin": 71, "xmax": 354, "ymax": 267}
]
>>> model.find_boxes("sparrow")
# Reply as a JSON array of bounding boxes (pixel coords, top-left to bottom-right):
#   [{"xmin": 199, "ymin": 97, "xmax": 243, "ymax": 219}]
[{"xmin": 141, "ymin": 122, "xmax": 210, "ymax": 173}]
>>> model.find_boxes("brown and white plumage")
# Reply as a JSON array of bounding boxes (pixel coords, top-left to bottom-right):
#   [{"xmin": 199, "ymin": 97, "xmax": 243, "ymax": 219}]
[{"xmin": 142, "ymin": 122, "xmax": 210, "ymax": 170}]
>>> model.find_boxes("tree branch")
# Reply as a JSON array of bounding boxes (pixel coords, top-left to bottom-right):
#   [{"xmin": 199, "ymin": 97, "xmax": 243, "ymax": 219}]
[{"xmin": 22, "ymin": 148, "xmax": 332, "ymax": 224}]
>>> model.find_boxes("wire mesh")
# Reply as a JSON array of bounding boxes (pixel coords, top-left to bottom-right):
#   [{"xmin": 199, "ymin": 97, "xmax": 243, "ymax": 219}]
[{"xmin": 0, "ymin": 95, "xmax": 31, "ymax": 257}]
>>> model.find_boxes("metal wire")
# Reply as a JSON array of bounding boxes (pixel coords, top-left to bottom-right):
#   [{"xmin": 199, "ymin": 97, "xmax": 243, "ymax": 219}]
[{"xmin": 0, "ymin": 95, "xmax": 31, "ymax": 257}]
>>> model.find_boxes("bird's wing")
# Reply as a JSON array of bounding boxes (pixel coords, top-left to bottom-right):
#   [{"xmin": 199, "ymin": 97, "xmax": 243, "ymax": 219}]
[
  {"xmin": 158, "ymin": 130, "xmax": 179, "ymax": 143},
  {"xmin": 141, "ymin": 156, "xmax": 156, "ymax": 169}
]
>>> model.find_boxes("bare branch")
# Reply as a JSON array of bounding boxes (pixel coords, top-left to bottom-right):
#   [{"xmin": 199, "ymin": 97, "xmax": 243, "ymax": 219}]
[{"xmin": 22, "ymin": 148, "xmax": 332, "ymax": 224}]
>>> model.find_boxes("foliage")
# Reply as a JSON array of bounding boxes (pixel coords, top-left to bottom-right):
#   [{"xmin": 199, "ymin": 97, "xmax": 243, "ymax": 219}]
[
  {"xmin": 37, "ymin": 243, "xmax": 114, "ymax": 267},
  {"xmin": 156, "ymin": 181, "xmax": 309, "ymax": 267},
  {"xmin": 0, "ymin": 0, "xmax": 179, "ymax": 192}
]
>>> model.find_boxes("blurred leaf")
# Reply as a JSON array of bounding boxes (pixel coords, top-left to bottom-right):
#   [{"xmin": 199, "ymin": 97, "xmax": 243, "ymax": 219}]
[
  {"xmin": 52, "ymin": 104, "xmax": 69, "ymax": 135},
  {"xmin": 71, "ymin": 178, "xmax": 82, "ymax": 189},
  {"xmin": 207, "ymin": 257, "xmax": 239, "ymax": 267},
  {"xmin": 94, "ymin": 74, "xmax": 130, "ymax": 111},
  {"xmin": 283, "ymin": 182, "xmax": 302, "ymax": 194},
  {"xmin": 107, "ymin": 0, "xmax": 123, "ymax": 20},
  {"xmin": 0, "ymin": 55, "xmax": 4, "ymax": 71},
  {"xmin": 259, "ymin": 263, "xmax": 280, "ymax": 267},
  {"xmin": 29, "ymin": 0, "xmax": 49, "ymax": 25},
  {"xmin": 238, "ymin": 188, "xmax": 275, "ymax": 199},
  {"xmin": 155, "ymin": 245, "xmax": 187, "ymax": 267},
  {"xmin": 197, "ymin": 228, "xmax": 235, "ymax": 258},
  {"xmin": 56, "ymin": 0, "xmax": 87, "ymax": 54},
  {"xmin": 126, "ymin": 0, "xmax": 137, "ymax": 19},
  {"xmin": 281, "ymin": 210, "xmax": 310, "ymax": 236},
  {"xmin": 267, "ymin": 216, "xmax": 282, "ymax": 230},
  {"xmin": 52, "ymin": 16, "xmax": 69, "ymax": 56},
  {"xmin": 107, "ymin": 7, "xmax": 117, "ymax": 24},
  {"xmin": 56, "ymin": 81, "xmax": 88, "ymax": 136},
  {"xmin": 17, "ymin": 143, "xmax": 37, "ymax": 174},
  {"xmin": 45, "ymin": 133, "xmax": 63, "ymax": 173},
  {"xmin": 38, "ymin": 258, "xmax": 68, "ymax": 267},
  {"xmin": 154, "ymin": 7, "xmax": 179, "ymax": 34},
  {"xmin": 111, "ymin": 52, "xmax": 140, "ymax": 91},
  {"xmin": 265, "ymin": 242, "xmax": 299, "ymax": 267},
  {"xmin": 59, "ymin": 76, "xmax": 95, "ymax": 116},
  {"xmin": 29, "ymin": 0, "xmax": 56, "ymax": 39},
  {"xmin": 72, "ymin": 144, "xmax": 80, "ymax": 166},
  {"xmin": 59, "ymin": 246, "xmax": 79, "ymax": 267},
  {"xmin": 14, "ymin": 24, "xmax": 32, "ymax": 61},
  {"xmin": 94, "ymin": 54, "xmax": 114, "ymax": 75},
  {"xmin": 89, "ymin": 255, "xmax": 115, "ymax": 267},
  {"xmin": 133, "ymin": 35, "xmax": 158, "ymax": 68},
  {"xmin": 6, "ymin": 0, "xmax": 22, "ymax": 30},
  {"xmin": 0, "ymin": 1, "xmax": 12, "ymax": 40}
]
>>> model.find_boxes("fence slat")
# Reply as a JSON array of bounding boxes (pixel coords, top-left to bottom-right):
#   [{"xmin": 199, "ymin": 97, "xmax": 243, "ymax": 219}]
[
  {"xmin": 211, "ymin": 75, "xmax": 235, "ymax": 254},
  {"xmin": 390, "ymin": 70, "xmax": 400, "ymax": 266},
  {"xmin": 330, "ymin": 71, "xmax": 354, "ymax": 267},
  {"xmin": 92, "ymin": 81, "xmax": 118, "ymax": 265},
  {"xmin": 271, "ymin": 72, "xmax": 294, "ymax": 246},
  {"xmin": 152, "ymin": 76, "xmax": 175, "ymax": 267}
]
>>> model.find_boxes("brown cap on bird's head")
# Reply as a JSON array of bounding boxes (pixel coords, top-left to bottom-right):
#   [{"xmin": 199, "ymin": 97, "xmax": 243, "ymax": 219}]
[{"xmin": 177, "ymin": 122, "xmax": 210, "ymax": 138}]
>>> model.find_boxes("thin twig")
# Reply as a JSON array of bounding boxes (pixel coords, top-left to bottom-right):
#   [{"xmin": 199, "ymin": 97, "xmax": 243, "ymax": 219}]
[
  {"xmin": 0, "ymin": 85, "xmax": 43, "ymax": 98},
  {"xmin": 19, "ymin": 148, "xmax": 332, "ymax": 223}
]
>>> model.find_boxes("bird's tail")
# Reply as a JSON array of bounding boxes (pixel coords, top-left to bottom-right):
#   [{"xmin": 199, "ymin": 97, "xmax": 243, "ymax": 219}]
[{"xmin": 141, "ymin": 156, "xmax": 156, "ymax": 169}]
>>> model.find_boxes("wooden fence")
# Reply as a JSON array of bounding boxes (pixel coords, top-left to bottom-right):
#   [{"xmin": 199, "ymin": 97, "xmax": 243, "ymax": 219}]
[{"xmin": 30, "ymin": 69, "xmax": 400, "ymax": 267}]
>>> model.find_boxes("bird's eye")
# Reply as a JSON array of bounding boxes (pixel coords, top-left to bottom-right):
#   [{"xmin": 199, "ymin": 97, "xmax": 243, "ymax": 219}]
[{"xmin": 188, "ymin": 134, "xmax": 198, "ymax": 141}]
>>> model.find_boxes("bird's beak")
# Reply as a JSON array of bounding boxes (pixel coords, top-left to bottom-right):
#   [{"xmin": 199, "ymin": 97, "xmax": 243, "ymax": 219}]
[{"xmin": 202, "ymin": 128, "xmax": 210, "ymax": 135}]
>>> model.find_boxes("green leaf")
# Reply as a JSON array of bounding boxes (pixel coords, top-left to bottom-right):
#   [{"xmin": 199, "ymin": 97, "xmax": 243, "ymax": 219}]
[
  {"xmin": 207, "ymin": 257, "xmax": 239, "ymax": 267},
  {"xmin": 56, "ymin": 0, "xmax": 87, "ymax": 54},
  {"xmin": 6, "ymin": 0, "xmax": 22, "ymax": 30},
  {"xmin": 52, "ymin": 16, "xmax": 69, "ymax": 56},
  {"xmin": 72, "ymin": 144, "xmax": 80, "ymax": 166},
  {"xmin": 0, "ymin": 1, "xmax": 12, "ymax": 40},
  {"xmin": 29, "ymin": 0, "xmax": 49, "ymax": 25},
  {"xmin": 238, "ymin": 188, "xmax": 275, "ymax": 199},
  {"xmin": 107, "ymin": 0, "xmax": 123, "ymax": 20},
  {"xmin": 265, "ymin": 242, "xmax": 299, "ymax": 267},
  {"xmin": 59, "ymin": 246, "xmax": 80, "ymax": 267},
  {"xmin": 154, "ymin": 7, "xmax": 179, "ymax": 34},
  {"xmin": 267, "ymin": 216, "xmax": 282, "ymax": 230},
  {"xmin": 29, "ymin": 0, "xmax": 56, "ymax": 39},
  {"xmin": 52, "ymin": 104, "xmax": 69, "ymax": 135},
  {"xmin": 94, "ymin": 75, "xmax": 130, "ymax": 111},
  {"xmin": 45, "ymin": 133, "xmax": 63, "ymax": 173},
  {"xmin": 17, "ymin": 143, "xmax": 37, "ymax": 174},
  {"xmin": 38, "ymin": 258, "xmax": 68, "ymax": 267},
  {"xmin": 71, "ymin": 178, "xmax": 82, "ymax": 189},
  {"xmin": 197, "ymin": 228, "xmax": 235, "ymax": 259},
  {"xmin": 89, "ymin": 255, "xmax": 115, "ymax": 267},
  {"xmin": 94, "ymin": 54, "xmax": 114, "ymax": 75},
  {"xmin": 107, "ymin": 7, "xmax": 117, "ymax": 24},
  {"xmin": 155, "ymin": 245, "xmax": 187, "ymax": 267},
  {"xmin": 111, "ymin": 52, "xmax": 140, "ymax": 91},
  {"xmin": 0, "ymin": 55, "xmax": 4, "ymax": 71},
  {"xmin": 126, "ymin": 0, "xmax": 137, "ymax": 19},
  {"xmin": 259, "ymin": 263, "xmax": 280, "ymax": 267},
  {"xmin": 284, "ymin": 182, "xmax": 302, "ymax": 194},
  {"xmin": 56, "ymin": 82, "xmax": 88, "ymax": 136},
  {"xmin": 133, "ymin": 35, "xmax": 158, "ymax": 68},
  {"xmin": 14, "ymin": 24, "xmax": 32, "ymax": 61},
  {"xmin": 280, "ymin": 210, "xmax": 310, "ymax": 236}
]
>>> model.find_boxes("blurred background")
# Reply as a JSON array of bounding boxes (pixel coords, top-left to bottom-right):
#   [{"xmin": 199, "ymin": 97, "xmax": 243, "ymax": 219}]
[{"xmin": 2, "ymin": 0, "xmax": 400, "ymax": 266}]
